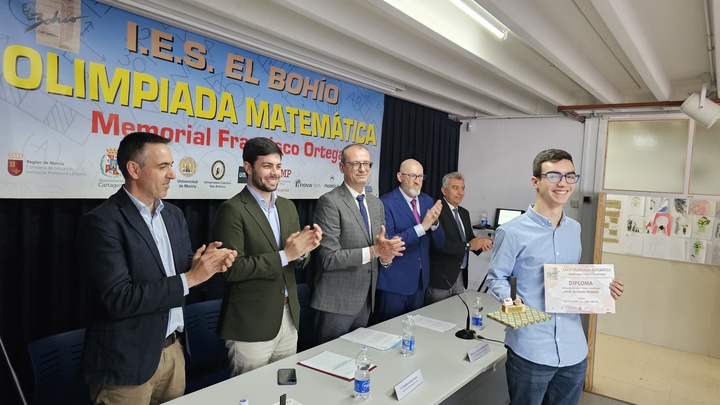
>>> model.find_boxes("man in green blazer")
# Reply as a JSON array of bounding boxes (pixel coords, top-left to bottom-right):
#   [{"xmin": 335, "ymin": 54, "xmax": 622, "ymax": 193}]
[{"xmin": 212, "ymin": 137, "xmax": 322, "ymax": 376}]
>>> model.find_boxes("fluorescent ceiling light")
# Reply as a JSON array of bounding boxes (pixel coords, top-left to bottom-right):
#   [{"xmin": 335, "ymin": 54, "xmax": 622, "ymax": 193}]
[{"xmin": 449, "ymin": 0, "xmax": 507, "ymax": 40}]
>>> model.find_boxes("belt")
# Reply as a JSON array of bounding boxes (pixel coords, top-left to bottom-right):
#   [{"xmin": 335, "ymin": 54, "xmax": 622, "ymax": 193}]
[{"xmin": 163, "ymin": 332, "xmax": 179, "ymax": 348}]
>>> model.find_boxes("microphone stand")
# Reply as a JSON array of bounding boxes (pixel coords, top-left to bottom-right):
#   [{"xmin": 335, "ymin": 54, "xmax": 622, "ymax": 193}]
[{"xmin": 445, "ymin": 277, "xmax": 475, "ymax": 340}]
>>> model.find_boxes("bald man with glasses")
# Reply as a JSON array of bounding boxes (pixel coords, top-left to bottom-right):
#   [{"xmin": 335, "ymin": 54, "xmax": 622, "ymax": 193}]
[{"xmin": 375, "ymin": 159, "xmax": 445, "ymax": 323}]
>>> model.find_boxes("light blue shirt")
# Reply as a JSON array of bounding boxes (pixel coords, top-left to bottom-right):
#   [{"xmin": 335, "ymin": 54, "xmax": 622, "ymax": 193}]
[
  {"xmin": 486, "ymin": 205, "xmax": 586, "ymax": 367},
  {"xmin": 123, "ymin": 188, "xmax": 188, "ymax": 338},
  {"xmin": 246, "ymin": 186, "xmax": 292, "ymax": 297}
]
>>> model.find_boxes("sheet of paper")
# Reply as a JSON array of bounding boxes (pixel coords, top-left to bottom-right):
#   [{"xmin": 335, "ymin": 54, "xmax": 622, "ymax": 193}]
[
  {"xmin": 297, "ymin": 351, "xmax": 360, "ymax": 380},
  {"xmin": 394, "ymin": 369, "xmax": 423, "ymax": 400},
  {"xmin": 411, "ymin": 315, "xmax": 456, "ymax": 332},
  {"xmin": 544, "ymin": 264, "xmax": 616, "ymax": 314},
  {"xmin": 271, "ymin": 398, "xmax": 303, "ymax": 405},
  {"xmin": 339, "ymin": 328, "xmax": 402, "ymax": 351}
]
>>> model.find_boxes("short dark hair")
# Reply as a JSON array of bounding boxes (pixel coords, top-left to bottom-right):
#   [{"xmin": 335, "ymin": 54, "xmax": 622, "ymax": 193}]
[
  {"xmin": 243, "ymin": 137, "xmax": 282, "ymax": 166},
  {"xmin": 117, "ymin": 132, "xmax": 170, "ymax": 179},
  {"xmin": 532, "ymin": 149, "xmax": 574, "ymax": 177}
]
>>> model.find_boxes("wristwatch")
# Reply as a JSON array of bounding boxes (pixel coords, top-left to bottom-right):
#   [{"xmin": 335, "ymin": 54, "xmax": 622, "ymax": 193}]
[{"xmin": 465, "ymin": 242, "xmax": 471, "ymax": 250}]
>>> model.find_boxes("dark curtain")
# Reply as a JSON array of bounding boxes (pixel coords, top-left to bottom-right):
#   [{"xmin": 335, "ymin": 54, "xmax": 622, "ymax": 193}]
[
  {"xmin": 0, "ymin": 95, "xmax": 459, "ymax": 403},
  {"xmin": 379, "ymin": 95, "xmax": 462, "ymax": 199}
]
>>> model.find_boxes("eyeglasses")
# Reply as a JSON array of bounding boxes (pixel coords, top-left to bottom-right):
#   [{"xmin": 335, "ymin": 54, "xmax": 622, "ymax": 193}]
[
  {"xmin": 401, "ymin": 173, "xmax": 427, "ymax": 181},
  {"xmin": 539, "ymin": 172, "xmax": 580, "ymax": 184},
  {"xmin": 342, "ymin": 161, "xmax": 373, "ymax": 169}
]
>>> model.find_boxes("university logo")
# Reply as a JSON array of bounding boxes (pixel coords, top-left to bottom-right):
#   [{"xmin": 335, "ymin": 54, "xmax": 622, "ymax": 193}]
[
  {"xmin": 211, "ymin": 160, "xmax": 225, "ymax": 180},
  {"xmin": 237, "ymin": 166, "xmax": 247, "ymax": 184},
  {"xmin": 179, "ymin": 157, "xmax": 197, "ymax": 177},
  {"xmin": 8, "ymin": 152, "xmax": 23, "ymax": 176},
  {"xmin": 101, "ymin": 148, "xmax": 120, "ymax": 177}
]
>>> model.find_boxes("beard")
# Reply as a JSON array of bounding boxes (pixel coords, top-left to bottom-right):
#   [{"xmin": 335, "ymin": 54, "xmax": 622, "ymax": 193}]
[
  {"xmin": 250, "ymin": 172, "xmax": 278, "ymax": 192},
  {"xmin": 403, "ymin": 185, "xmax": 420, "ymax": 198}
]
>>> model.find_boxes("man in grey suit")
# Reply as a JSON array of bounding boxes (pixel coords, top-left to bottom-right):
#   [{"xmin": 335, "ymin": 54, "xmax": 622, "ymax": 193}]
[{"xmin": 311, "ymin": 144, "xmax": 405, "ymax": 344}]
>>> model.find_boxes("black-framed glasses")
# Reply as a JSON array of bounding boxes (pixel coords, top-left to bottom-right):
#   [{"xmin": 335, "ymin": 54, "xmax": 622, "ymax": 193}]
[
  {"xmin": 342, "ymin": 161, "xmax": 373, "ymax": 169},
  {"xmin": 401, "ymin": 173, "xmax": 427, "ymax": 181},
  {"xmin": 539, "ymin": 172, "xmax": 580, "ymax": 184}
]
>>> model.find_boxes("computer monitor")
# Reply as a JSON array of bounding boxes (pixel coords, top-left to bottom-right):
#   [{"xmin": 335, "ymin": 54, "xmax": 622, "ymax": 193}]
[{"xmin": 494, "ymin": 208, "xmax": 525, "ymax": 228}]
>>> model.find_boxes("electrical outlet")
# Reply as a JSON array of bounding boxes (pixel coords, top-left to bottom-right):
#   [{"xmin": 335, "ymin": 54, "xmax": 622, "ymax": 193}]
[{"xmin": 570, "ymin": 200, "xmax": 579, "ymax": 208}]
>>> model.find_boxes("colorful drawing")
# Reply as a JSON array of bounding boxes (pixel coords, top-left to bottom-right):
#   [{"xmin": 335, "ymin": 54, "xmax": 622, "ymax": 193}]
[
  {"xmin": 648, "ymin": 213, "xmax": 672, "ymax": 236},
  {"xmin": 689, "ymin": 199, "xmax": 715, "ymax": 216}
]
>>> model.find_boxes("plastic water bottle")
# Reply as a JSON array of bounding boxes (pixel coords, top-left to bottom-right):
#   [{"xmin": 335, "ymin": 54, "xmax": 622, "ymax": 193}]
[
  {"xmin": 471, "ymin": 296, "xmax": 484, "ymax": 333},
  {"xmin": 480, "ymin": 210, "xmax": 488, "ymax": 228},
  {"xmin": 401, "ymin": 314, "xmax": 415, "ymax": 356},
  {"xmin": 353, "ymin": 346, "xmax": 371, "ymax": 400}
]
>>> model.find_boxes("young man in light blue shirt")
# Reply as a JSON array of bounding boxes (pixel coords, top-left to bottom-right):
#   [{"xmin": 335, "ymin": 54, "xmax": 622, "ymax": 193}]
[{"xmin": 486, "ymin": 149, "xmax": 624, "ymax": 405}]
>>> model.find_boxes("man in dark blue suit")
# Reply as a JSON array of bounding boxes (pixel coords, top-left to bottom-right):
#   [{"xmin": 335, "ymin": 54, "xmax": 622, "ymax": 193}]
[
  {"xmin": 376, "ymin": 159, "xmax": 445, "ymax": 322},
  {"xmin": 76, "ymin": 132, "xmax": 236, "ymax": 404}
]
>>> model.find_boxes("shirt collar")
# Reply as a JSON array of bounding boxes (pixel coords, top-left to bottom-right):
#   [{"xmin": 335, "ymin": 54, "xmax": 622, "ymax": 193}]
[
  {"xmin": 246, "ymin": 185, "xmax": 276, "ymax": 209},
  {"xmin": 400, "ymin": 188, "xmax": 416, "ymax": 204},
  {"xmin": 123, "ymin": 186, "xmax": 163, "ymax": 215},
  {"xmin": 344, "ymin": 182, "xmax": 364, "ymax": 199},
  {"xmin": 444, "ymin": 198, "xmax": 458, "ymax": 210},
  {"xmin": 527, "ymin": 204, "xmax": 567, "ymax": 228}
]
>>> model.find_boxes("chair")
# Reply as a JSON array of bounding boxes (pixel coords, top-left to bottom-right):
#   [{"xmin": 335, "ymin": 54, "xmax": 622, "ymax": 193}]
[
  {"xmin": 27, "ymin": 328, "xmax": 90, "ymax": 405},
  {"xmin": 183, "ymin": 299, "xmax": 230, "ymax": 394}
]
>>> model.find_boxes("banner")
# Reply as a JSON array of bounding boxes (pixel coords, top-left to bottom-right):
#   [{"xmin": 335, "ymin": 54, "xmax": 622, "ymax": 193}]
[{"xmin": 0, "ymin": 0, "xmax": 384, "ymax": 199}]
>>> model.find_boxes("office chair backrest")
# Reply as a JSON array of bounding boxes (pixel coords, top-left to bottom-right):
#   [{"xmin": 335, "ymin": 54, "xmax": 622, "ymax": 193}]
[
  {"xmin": 183, "ymin": 299, "xmax": 230, "ymax": 393},
  {"xmin": 27, "ymin": 328, "xmax": 89, "ymax": 405}
]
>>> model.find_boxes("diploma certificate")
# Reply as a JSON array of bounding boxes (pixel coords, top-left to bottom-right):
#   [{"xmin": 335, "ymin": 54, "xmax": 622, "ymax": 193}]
[{"xmin": 544, "ymin": 264, "xmax": 615, "ymax": 314}]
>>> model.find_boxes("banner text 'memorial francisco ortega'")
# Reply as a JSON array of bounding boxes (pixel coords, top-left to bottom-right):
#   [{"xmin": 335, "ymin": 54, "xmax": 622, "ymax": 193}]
[{"xmin": 1, "ymin": 0, "xmax": 384, "ymax": 198}]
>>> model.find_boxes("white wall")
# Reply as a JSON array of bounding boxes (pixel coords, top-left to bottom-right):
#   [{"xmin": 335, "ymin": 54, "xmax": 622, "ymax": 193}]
[{"xmin": 457, "ymin": 117, "xmax": 591, "ymax": 290}]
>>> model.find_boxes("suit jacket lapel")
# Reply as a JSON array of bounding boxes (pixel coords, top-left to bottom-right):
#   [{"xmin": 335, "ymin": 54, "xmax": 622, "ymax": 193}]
[
  {"xmin": 394, "ymin": 188, "xmax": 416, "ymax": 223},
  {"xmin": 115, "ymin": 190, "xmax": 165, "ymax": 275},
  {"xmin": 277, "ymin": 199, "xmax": 295, "ymax": 250},
  {"xmin": 442, "ymin": 200, "xmax": 464, "ymax": 240},
  {"xmin": 240, "ymin": 187, "xmax": 279, "ymax": 250},
  {"xmin": 340, "ymin": 186, "xmax": 372, "ymax": 245}
]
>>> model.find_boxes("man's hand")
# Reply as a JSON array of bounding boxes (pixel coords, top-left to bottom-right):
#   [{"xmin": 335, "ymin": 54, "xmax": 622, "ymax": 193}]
[
  {"xmin": 373, "ymin": 225, "xmax": 405, "ymax": 263},
  {"xmin": 421, "ymin": 199, "xmax": 443, "ymax": 230},
  {"xmin": 285, "ymin": 224, "xmax": 323, "ymax": 261},
  {"xmin": 469, "ymin": 236, "xmax": 493, "ymax": 252},
  {"xmin": 610, "ymin": 279, "xmax": 624, "ymax": 300},
  {"xmin": 186, "ymin": 242, "xmax": 237, "ymax": 287}
]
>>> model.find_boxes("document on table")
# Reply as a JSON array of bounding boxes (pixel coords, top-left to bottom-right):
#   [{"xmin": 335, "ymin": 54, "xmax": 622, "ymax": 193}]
[
  {"xmin": 339, "ymin": 328, "xmax": 401, "ymax": 351},
  {"xmin": 411, "ymin": 315, "xmax": 456, "ymax": 332},
  {"xmin": 544, "ymin": 264, "xmax": 616, "ymax": 314},
  {"xmin": 297, "ymin": 351, "xmax": 376, "ymax": 381}
]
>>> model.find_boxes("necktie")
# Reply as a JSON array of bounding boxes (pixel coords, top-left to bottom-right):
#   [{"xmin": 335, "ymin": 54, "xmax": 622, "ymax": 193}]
[
  {"xmin": 454, "ymin": 208, "xmax": 468, "ymax": 268},
  {"xmin": 411, "ymin": 199, "xmax": 421, "ymax": 224},
  {"xmin": 356, "ymin": 194, "xmax": 371, "ymax": 241}
]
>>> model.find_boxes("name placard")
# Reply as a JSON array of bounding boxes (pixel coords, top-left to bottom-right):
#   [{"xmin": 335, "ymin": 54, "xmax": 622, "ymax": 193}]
[
  {"xmin": 467, "ymin": 341, "xmax": 491, "ymax": 363},
  {"xmin": 394, "ymin": 369, "xmax": 424, "ymax": 400}
]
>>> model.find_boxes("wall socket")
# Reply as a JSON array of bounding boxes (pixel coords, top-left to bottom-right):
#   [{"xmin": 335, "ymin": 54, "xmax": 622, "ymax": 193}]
[{"xmin": 570, "ymin": 200, "xmax": 579, "ymax": 208}]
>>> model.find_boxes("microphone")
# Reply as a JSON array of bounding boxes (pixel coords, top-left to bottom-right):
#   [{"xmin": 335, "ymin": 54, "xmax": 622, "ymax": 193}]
[{"xmin": 445, "ymin": 276, "xmax": 475, "ymax": 340}]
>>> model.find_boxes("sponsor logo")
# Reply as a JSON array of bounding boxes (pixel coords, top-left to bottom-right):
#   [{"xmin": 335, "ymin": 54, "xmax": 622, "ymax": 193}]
[
  {"xmin": 101, "ymin": 148, "xmax": 121, "ymax": 177},
  {"xmin": 8, "ymin": 152, "xmax": 23, "ymax": 176},
  {"xmin": 178, "ymin": 156, "xmax": 196, "ymax": 177},
  {"xmin": 211, "ymin": 160, "xmax": 225, "ymax": 180},
  {"xmin": 294, "ymin": 179, "xmax": 318, "ymax": 188},
  {"xmin": 237, "ymin": 166, "xmax": 248, "ymax": 184}
]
